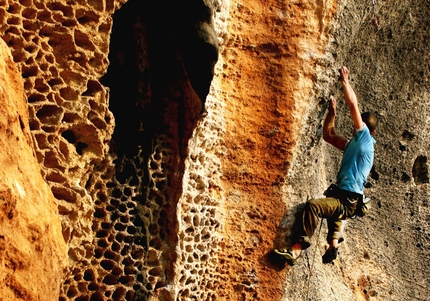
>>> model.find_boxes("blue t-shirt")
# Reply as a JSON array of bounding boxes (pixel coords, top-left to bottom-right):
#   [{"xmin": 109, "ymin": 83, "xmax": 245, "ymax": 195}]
[{"xmin": 336, "ymin": 125, "xmax": 375, "ymax": 194}]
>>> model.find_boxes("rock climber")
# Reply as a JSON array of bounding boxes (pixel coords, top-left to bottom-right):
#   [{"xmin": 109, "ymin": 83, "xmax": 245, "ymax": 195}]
[{"xmin": 274, "ymin": 66, "xmax": 378, "ymax": 265}]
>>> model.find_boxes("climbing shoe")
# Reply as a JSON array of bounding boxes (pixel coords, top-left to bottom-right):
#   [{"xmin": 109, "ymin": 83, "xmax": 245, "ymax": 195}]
[
  {"xmin": 322, "ymin": 247, "xmax": 338, "ymax": 264},
  {"xmin": 273, "ymin": 248, "xmax": 297, "ymax": 266}
]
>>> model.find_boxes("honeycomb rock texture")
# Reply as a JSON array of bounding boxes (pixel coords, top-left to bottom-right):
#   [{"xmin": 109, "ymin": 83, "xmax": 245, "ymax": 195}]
[{"xmin": 0, "ymin": 0, "xmax": 429, "ymax": 300}]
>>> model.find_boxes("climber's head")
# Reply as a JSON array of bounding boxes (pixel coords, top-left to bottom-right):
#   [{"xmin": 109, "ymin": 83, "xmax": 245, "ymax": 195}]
[{"xmin": 361, "ymin": 112, "xmax": 378, "ymax": 134}]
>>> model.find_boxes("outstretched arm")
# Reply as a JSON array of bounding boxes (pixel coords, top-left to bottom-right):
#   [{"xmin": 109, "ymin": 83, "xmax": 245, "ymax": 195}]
[
  {"xmin": 340, "ymin": 66, "xmax": 364, "ymax": 130},
  {"xmin": 323, "ymin": 96, "xmax": 348, "ymax": 150}
]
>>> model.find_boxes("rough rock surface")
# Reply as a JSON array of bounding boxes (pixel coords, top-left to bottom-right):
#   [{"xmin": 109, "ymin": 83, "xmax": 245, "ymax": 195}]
[
  {"xmin": 0, "ymin": 0, "xmax": 429, "ymax": 300},
  {"xmin": 0, "ymin": 38, "xmax": 66, "ymax": 301}
]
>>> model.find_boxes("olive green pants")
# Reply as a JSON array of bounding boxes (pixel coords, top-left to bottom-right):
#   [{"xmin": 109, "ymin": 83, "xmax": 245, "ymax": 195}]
[{"xmin": 300, "ymin": 197, "xmax": 357, "ymax": 248}]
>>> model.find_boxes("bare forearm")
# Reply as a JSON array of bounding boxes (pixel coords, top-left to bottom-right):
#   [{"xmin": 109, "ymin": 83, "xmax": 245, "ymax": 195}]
[
  {"xmin": 323, "ymin": 110, "xmax": 336, "ymax": 139},
  {"xmin": 339, "ymin": 66, "xmax": 364, "ymax": 130},
  {"xmin": 342, "ymin": 80, "xmax": 358, "ymax": 109},
  {"xmin": 323, "ymin": 96, "xmax": 348, "ymax": 150}
]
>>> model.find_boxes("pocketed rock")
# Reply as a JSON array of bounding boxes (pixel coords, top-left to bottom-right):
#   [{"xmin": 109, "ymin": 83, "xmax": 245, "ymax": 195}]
[{"xmin": 0, "ymin": 0, "xmax": 429, "ymax": 300}]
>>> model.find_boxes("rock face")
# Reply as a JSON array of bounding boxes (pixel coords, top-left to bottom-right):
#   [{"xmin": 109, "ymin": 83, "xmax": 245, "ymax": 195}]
[
  {"xmin": 0, "ymin": 38, "xmax": 66, "ymax": 301},
  {"xmin": 0, "ymin": 0, "xmax": 429, "ymax": 301}
]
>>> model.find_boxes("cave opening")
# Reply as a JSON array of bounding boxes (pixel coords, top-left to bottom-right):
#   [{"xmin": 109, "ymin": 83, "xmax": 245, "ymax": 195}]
[
  {"xmin": 100, "ymin": 0, "xmax": 152, "ymax": 160},
  {"xmin": 95, "ymin": 0, "xmax": 219, "ymax": 298},
  {"xmin": 96, "ymin": 0, "xmax": 198, "ymax": 297}
]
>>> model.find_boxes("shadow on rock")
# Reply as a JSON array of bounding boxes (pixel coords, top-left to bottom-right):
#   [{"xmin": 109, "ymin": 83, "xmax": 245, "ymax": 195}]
[
  {"xmin": 259, "ymin": 250, "xmax": 288, "ymax": 271},
  {"xmin": 259, "ymin": 203, "xmax": 305, "ymax": 271}
]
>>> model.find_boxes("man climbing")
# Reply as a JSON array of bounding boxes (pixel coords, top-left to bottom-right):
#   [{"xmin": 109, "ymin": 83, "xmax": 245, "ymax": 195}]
[{"xmin": 274, "ymin": 66, "xmax": 378, "ymax": 265}]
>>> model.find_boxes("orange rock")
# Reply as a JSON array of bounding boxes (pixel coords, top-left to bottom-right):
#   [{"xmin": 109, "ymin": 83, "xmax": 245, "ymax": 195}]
[{"xmin": 0, "ymin": 38, "xmax": 67, "ymax": 301}]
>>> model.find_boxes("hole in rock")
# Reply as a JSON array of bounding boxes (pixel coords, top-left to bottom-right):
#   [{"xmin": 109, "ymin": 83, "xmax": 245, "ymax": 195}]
[
  {"xmin": 62, "ymin": 130, "xmax": 76, "ymax": 144},
  {"xmin": 412, "ymin": 155, "xmax": 429, "ymax": 184},
  {"xmin": 402, "ymin": 130, "xmax": 415, "ymax": 140},
  {"xmin": 112, "ymin": 287, "xmax": 127, "ymax": 299},
  {"xmin": 83, "ymin": 269, "xmax": 95, "ymax": 281},
  {"xmin": 88, "ymin": 282, "xmax": 98, "ymax": 291},
  {"xmin": 37, "ymin": 104, "xmax": 63, "ymax": 123},
  {"xmin": 90, "ymin": 292, "xmax": 104, "ymax": 301},
  {"xmin": 102, "ymin": 274, "xmax": 118, "ymax": 285},
  {"xmin": 100, "ymin": 259, "xmax": 115, "ymax": 271},
  {"xmin": 76, "ymin": 141, "xmax": 88, "ymax": 155}
]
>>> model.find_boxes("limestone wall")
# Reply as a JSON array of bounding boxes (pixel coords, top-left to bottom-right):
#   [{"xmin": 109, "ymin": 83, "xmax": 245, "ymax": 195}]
[
  {"xmin": 0, "ymin": 37, "xmax": 66, "ymax": 301},
  {"xmin": 282, "ymin": 1, "xmax": 430, "ymax": 300},
  {"xmin": 0, "ymin": 0, "xmax": 428, "ymax": 300}
]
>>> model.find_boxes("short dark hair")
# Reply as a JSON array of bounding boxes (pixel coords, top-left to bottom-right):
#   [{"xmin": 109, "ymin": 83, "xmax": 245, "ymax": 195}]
[{"xmin": 361, "ymin": 112, "xmax": 378, "ymax": 132}]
